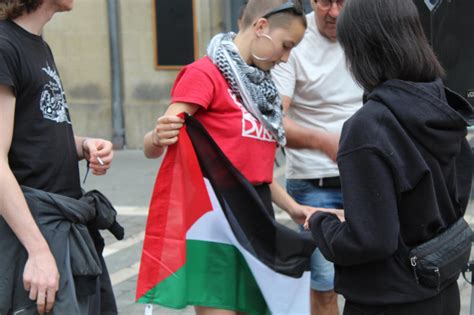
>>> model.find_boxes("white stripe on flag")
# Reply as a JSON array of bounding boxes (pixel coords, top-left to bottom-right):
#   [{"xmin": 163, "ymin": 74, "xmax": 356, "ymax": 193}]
[{"xmin": 186, "ymin": 179, "xmax": 311, "ymax": 315}]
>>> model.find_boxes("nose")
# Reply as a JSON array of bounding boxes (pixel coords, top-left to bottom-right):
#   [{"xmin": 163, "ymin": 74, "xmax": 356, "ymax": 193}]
[{"xmin": 328, "ymin": 2, "xmax": 341, "ymax": 18}]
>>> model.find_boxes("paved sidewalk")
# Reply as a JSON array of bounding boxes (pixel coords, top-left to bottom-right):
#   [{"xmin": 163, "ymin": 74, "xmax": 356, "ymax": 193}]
[{"xmin": 82, "ymin": 150, "xmax": 474, "ymax": 315}]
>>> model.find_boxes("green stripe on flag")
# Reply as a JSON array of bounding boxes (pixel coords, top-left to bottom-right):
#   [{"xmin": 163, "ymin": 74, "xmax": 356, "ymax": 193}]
[{"xmin": 138, "ymin": 240, "xmax": 269, "ymax": 315}]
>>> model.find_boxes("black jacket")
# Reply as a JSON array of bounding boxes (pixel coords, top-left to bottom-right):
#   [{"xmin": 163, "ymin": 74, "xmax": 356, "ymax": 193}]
[
  {"xmin": 310, "ymin": 79, "xmax": 473, "ymax": 305},
  {"xmin": 0, "ymin": 187, "xmax": 122, "ymax": 315}
]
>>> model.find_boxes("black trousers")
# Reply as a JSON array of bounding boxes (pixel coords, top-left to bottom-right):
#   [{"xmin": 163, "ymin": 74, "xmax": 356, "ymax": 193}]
[{"xmin": 343, "ymin": 282, "xmax": 460, "ymax": 315}]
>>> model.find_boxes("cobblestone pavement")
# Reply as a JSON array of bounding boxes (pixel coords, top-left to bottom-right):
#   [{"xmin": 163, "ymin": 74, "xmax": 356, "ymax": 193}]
[{"xmin": 81, "ymin": 150, "xmax": 474, "ymax": 315}]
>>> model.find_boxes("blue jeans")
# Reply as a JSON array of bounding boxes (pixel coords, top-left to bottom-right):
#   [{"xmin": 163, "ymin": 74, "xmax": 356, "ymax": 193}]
[{"xmin": 287, "ymin": 179, "xmax": 343, "ymax": 292}]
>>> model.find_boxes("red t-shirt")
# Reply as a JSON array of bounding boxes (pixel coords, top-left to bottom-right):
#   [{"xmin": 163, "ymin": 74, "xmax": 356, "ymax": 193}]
[{"xmin": 171, "ymin": 57, "xmax": 276, "ymax": 184}]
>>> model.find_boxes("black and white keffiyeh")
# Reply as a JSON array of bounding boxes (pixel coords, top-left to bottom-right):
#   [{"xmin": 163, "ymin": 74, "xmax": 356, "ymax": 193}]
[{"xmin": 207, "ymin": 32, "xmax": 286, "ymax": 146}]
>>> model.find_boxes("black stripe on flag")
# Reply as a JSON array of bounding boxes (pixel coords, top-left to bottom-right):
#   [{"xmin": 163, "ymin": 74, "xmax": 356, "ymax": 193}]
[{"xmin": 185, "ymin": 114, "xmax": 315, "ymax": 277}]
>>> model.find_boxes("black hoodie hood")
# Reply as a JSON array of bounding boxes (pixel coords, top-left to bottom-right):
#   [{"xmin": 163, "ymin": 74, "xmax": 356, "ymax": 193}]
[{"xmin": 366, "ymin": 79, "xmax": 473, "ymax": 163}]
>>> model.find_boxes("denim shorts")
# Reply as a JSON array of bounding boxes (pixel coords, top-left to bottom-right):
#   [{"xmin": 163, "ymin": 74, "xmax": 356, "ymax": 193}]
[{"xmin": 287, "ymin": 178, "xmax": 343, "ymax": 292}]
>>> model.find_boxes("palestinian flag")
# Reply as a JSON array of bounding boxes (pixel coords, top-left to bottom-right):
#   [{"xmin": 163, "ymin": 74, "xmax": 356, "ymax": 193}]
[{"xmin": 136, "ymin": 115, "xmax": 315, "ymax": 314}]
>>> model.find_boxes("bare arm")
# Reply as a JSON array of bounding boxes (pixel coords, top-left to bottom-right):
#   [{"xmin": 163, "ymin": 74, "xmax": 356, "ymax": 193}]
[
  {"xmin": 282, "ymin": 95, "xmax": 340, "ymax": 161},
  {"xmin": 0, "ymin": 85, "xmax": 59, "ymax": 314},
  {"xmin": 270, "ymin": 180, "xmax": 344, "ymax": 225},
  {"xmin": 144, "ymin": 102, "xmax": 199, "ymax": 159},
  {"xmin": 269, "ymin": 180, "xmax": 310, "ymax": 224}
]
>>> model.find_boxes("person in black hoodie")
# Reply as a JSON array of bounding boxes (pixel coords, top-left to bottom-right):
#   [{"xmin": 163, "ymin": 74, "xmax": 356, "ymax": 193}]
[{"xmin": 305, "ymin": 0, "xmax": 473, "ymax": 314}]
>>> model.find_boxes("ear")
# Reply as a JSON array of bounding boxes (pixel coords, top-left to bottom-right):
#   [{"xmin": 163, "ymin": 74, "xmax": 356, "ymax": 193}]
[{"xmin": 253, "ymin": 17, "xmax": 269, "ymax": 34}]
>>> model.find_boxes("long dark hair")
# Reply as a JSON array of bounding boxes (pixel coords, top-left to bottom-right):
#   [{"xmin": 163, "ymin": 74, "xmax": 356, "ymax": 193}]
[
  {"xmin": 0, "ymin": 0, "xmax": 44, "ymax": 20},
  {"xmin": 337, "ymin": 0, "xmax": 445, "ymax": 92}
]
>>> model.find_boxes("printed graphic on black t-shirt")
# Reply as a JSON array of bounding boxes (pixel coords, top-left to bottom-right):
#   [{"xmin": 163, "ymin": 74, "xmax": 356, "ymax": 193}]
[{"xmin": 40, "ymin": 64, "xmax": 71, "ymax": 124}]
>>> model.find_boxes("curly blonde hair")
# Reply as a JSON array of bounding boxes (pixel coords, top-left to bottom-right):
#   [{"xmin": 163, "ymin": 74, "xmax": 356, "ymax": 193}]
[{"xmin": 0, "ymin": 0, "xmax": 44, "ymax": 20}]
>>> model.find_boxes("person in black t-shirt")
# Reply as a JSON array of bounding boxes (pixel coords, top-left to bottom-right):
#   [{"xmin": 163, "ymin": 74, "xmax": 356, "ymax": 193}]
[{"xmin": 0, "ymin": 1, "xmax": 114, "ymax": 314}]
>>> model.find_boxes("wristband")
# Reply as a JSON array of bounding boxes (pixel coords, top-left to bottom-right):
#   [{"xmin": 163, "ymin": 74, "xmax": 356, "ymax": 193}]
[{"xmin": 81, "ymin": 138, "xmax": 90, "ymax": 159}]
